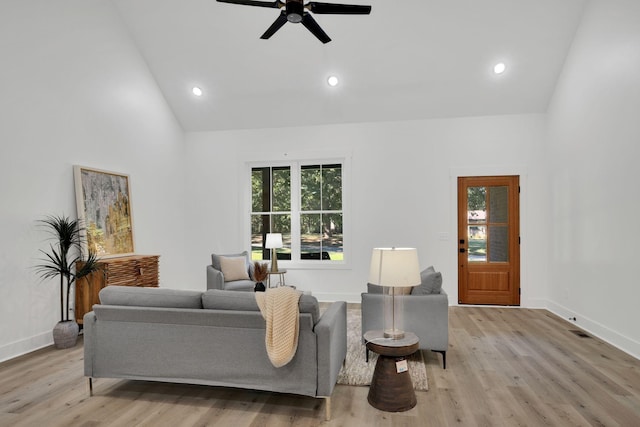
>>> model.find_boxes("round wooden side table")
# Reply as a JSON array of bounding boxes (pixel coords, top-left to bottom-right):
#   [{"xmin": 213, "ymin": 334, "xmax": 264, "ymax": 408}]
[{"xmin": 364, "ymin": 330, "xmax": 419, "ymax": 412}]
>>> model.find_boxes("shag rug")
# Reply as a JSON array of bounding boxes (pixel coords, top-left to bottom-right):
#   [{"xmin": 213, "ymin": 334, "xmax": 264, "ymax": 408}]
[{"xmin": 336, "ymin": 309, "xmax": 428, "ymax": 391}]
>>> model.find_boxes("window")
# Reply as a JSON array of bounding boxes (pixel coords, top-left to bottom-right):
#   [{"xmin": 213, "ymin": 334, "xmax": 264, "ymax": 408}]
[
  {"xmin": 251, "ymin": 166, "xmax": 292, "ymax": 261},
  {"xmin": 250, "ymin": 160, "xmax": 345, "ymax": 264}
]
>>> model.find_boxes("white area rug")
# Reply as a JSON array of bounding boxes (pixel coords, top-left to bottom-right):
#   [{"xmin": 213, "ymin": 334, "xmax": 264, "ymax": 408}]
[{"xmin": 336, "ymin": 309, "xmax": 428, "ymax": 391}]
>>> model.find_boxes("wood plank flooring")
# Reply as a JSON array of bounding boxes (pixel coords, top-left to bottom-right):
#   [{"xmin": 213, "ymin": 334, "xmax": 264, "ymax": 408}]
[{"xmin": 1, "ymin": 307, "xmax": 639, "ymax": 426}]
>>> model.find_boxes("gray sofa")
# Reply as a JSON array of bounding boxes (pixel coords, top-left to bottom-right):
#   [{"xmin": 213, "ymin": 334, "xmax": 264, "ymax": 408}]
[
  {"xmin": 83, "ymin": 286, "xmax": 347, "ymax": 420},
  {"xmin": 361, "ymin": 266, "xmax": 449, "ymax": 368}
]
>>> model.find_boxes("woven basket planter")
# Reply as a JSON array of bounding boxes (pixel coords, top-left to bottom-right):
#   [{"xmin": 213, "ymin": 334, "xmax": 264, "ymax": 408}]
[{"xmin": 52, "ymin": 320, "xmax": 79, "ymax": 349}]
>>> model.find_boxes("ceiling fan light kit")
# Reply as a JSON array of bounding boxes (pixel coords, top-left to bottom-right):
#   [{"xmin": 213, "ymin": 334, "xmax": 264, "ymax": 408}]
[{"xmin": 216, "ymin": 0, "xmax": 372, "ymax": 44}]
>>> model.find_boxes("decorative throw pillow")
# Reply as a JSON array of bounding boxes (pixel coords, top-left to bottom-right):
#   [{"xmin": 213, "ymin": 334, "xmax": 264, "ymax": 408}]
[
  {"xmin": 410, "ymin": 266, "xmax": 443, "ymax": 295},
  {"xmin": 212, "ymin": 251, "xmax": 248, "ymax": 271},
  {"xmin": 212, "ymin": 251, "xmax": 254, "ymax": 279},
  {"xmin": 219, "ymin": 256, "xmax": 250, "ymax": 281},
  {"xmin": 367, "ymin": 282, "xmax": 385, "ymax": 294}
]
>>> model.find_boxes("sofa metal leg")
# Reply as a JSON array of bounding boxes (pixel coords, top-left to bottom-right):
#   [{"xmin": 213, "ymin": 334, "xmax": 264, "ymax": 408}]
[
  {"xmin": 324, "ymin": 397, "xmax": 331, "ymax": 421},
  {"xmin": 89, "ymin": 378, "xmax": 93, "ymax": 396},
  {"xmin": 432, "ymin": 350, "xmax": 447, "ymax": 369},
  {"xmin": 365, "ymin": 348, "xmax": 369, "ymax": 363}
]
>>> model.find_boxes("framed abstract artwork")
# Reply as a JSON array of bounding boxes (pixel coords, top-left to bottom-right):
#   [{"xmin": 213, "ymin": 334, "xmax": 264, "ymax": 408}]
[{"xmin": 73, "ymin": 166, "xmax": 135, "ymax": 257}]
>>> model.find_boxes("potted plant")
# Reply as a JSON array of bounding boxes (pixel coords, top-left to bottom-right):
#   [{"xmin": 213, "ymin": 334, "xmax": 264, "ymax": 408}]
[
  {"xmin": 253, "ymin": 261, "xmax": 268, "ymax": 292},
  {"xmin": 35, "ymin": 214, "xmax": 100, "ymax": 349}
]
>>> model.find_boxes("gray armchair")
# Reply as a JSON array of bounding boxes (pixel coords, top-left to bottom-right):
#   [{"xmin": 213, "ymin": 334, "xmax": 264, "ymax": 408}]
[
  {"xmin": 206, "ymin": 251, "xmax": 255, "ymax": 292},
  {"xmin": 361, "ymin": 267, "xmax": 449, "ymax": 368}
]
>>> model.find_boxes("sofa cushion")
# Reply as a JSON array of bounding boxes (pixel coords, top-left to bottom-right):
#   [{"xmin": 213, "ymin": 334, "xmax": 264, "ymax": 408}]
[
  {"xmin": 202, "ymin": 289, "xmax": 260, "ymax": 311},
  {"xmin": 220, "ymin": 256, "xmax": 250, "ymax": 281},
  {"xmin": 411, "ymin": 266, "xmax": 443, "ymax": 295},
  {"xmin": 202, "ymin": 289, "xmax": 320, "ymax": 324},
  {"xmin": 99, "ymin": 286, "xmax": 203, "ymax": 309}
]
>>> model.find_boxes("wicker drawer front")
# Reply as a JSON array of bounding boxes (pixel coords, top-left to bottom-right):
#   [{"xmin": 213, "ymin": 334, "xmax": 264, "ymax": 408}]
[
  {"xmin": 105, "ymin": 256, "xmax": 159, "ymax": 287},
  {"xmin": 75, "ymin": 255, "xmax": 159, "ymax": 324}
]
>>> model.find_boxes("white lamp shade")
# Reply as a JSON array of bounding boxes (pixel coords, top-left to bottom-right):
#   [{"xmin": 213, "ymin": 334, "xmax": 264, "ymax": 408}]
[
  {"xmin": 369, "ymin": 247, "xmax": 421, "ymax": 287},
  {"xmin": 265, "ymin": 233, "xmax": 283, "ymax": 249}
]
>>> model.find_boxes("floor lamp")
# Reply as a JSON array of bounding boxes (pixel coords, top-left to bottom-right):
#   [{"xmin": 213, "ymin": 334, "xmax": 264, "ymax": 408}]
[
  {"xmin": 368, "ymin": 247, "xmax": 421, "ymax": 339},
  {"xmin": 265, "ymin": 233, "xmax": 283, "ymax": 273}
]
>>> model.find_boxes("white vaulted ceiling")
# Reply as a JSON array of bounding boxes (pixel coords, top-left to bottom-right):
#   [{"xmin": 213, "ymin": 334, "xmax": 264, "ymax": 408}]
[{"xmin": 111, "ymin": 0, "xmax": 586, "ymax": 131}]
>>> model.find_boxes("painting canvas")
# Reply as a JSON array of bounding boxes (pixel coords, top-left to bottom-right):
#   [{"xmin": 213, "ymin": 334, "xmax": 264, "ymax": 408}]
[{"xmin": 74, "ymin": 166, "xmax": 135, "ymax": 257}]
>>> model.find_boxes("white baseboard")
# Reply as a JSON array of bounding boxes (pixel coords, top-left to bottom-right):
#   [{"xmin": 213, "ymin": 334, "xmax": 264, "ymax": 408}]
[
  {"xmin": 544, "ymin": 300, "xmax": 640, "ymax": 361},
  {"xmin": 0, "ymin": 331, "xmax": 52, "ymax": 364}
]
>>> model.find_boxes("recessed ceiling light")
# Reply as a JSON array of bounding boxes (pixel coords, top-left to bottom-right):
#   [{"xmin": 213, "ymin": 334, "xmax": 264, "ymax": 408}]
[
  {"xmin": 327, "ymin": 76, "xmax": 339, "ymax": 87},
  {"xmin": 493, "ymin": 63, "xmax": 506, "ymax": 74},
  {"xmin": 192, "ymin": 86, "xmax": 203, "ymax": 96}
]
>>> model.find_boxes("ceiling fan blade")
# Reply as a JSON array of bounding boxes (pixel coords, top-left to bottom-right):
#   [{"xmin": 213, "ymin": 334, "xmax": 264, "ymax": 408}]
[
  {"xmin": 216, "ymin": 0, "xmax": 282, "ymax": 9},
  {"xmin": 308, "ymin": 2, "xmax": 371, "ymax": 14},
  {"xmin": 261, "ymin": 11, "xmax": 289, "ymax": 39},
  {"xmin": 301, "ymin": 13, "xmax": 331, "ymax": 44}
]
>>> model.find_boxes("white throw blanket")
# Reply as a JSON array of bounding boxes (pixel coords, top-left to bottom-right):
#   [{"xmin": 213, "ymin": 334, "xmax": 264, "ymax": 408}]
[{"xmin": 255, "ymin": 286, "xmax": 302, "ymax": 368}]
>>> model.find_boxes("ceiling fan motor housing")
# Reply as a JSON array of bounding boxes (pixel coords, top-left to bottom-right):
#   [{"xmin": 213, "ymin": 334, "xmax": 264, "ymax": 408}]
[{"xmin": 286, "ymin": 0, "xmax": 304, "ymax": 23}]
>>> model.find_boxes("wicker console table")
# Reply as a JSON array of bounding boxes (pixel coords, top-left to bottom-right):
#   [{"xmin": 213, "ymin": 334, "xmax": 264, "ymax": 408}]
[{"xmin": 75, "ymin": 255, "xmax": 159, "ymax": 324}]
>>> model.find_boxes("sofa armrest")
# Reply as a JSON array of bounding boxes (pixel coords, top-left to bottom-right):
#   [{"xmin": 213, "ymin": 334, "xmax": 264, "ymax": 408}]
[
  {"xmin": 315, "ymin": 301, "xmax": 347, "ymax": 397},
  {"xmin": 83, "ymin": 311, "xmax": 96, "ymax": 377},
  {"xmin": 206, "ymin": 265, "xmax": 224, "ymax": 290}
]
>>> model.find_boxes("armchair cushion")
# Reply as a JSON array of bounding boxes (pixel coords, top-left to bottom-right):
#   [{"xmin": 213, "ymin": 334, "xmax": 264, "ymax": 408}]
[
  {"xmin": 219, "ymin": 256, "xmax": 250, "ymax": 281},
  {"xmin": 411, "ymin": 266, "xmax": 443, "ymax": 295},
  {"xmin": 211, "ymin": 251, "xmax": 253, "ymax": 279}
]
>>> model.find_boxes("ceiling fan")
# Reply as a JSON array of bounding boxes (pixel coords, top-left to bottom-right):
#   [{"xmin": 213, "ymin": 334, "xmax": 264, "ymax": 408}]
[{"xmin": 216, "ymin": 0, "xmax": 372, "ymax": 44}]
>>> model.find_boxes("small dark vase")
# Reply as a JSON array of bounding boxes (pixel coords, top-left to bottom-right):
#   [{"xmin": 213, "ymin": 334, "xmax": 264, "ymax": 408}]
[{"xmin": 254, "ymin": 282, "xmax": 266, "ymax": 292}]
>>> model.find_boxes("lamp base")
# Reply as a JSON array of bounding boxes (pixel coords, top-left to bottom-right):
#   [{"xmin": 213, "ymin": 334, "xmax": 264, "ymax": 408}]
[
  {"xmin": 270, "ymin": 248, "xmax": 279, "ymax": 273},
  {"xmin": 383, "ymin": 329, "xmax": 405, "ymax": 340}
]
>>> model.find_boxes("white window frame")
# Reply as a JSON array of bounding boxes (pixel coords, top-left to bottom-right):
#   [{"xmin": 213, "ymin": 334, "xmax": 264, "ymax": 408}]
[{"xmin": 242, "ymin": 151, "xmax": 351, "ymax": 270}]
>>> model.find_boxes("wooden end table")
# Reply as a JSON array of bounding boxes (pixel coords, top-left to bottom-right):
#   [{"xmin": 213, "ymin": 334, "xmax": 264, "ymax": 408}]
[{"xmin": 364, "ymin": 330, "xmax": 419, "ymax": 412}]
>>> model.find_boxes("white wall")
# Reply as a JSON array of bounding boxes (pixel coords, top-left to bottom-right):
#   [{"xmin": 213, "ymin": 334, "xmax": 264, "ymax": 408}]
[
  {"xmin": 546, "ymin": 0, "xmax": 640, "ymax": 358},
  {"xmin": 185, "ymin": 114, "xmax": 548, "ymax": 305},
  {"xmin": 0, "ymin": 0, "xmax": 187, "ymax": 362}
]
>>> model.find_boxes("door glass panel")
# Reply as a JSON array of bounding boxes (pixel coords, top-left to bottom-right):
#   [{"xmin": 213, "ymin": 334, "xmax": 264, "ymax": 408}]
[
  {"xmin": 467, "ymin": 187, "xmax": 486, "ymax": 223},
  {"xmin": 489, "ymin": 186, "xmax": 508, "ymax": 223},
  {"xmin": 468, "ymin": 187, "xmax": 486, "ymax": 262},
  {"xmin": 468, "ymin": 226, "xmax": 486, "ymax": 262},
  {"xmin": 489, "ymin": 225, "xmax": 508, "ymax": 262}
]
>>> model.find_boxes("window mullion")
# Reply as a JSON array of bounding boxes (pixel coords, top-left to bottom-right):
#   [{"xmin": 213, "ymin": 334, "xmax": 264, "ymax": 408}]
[{"xmin": 290, "ymin": 162, "xmax": 301, "ymax": 261}]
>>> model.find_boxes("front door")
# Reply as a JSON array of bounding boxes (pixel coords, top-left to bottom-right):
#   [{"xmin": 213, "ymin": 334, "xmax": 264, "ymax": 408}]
[{"xmin": 458, "ymin": 176, "xmax": 520, "ymax": 305}]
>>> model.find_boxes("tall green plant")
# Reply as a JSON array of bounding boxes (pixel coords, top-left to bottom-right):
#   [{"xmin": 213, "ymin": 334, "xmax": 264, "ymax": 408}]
[{"xmin": 35, "ymin": 215, "xmax": 100, "ymax": 322}]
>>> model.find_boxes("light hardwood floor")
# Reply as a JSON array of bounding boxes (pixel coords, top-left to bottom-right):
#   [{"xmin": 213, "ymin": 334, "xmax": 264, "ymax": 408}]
[{"xmin": 2, "ymin": 307, "xmax": 639, "ymax": 426}]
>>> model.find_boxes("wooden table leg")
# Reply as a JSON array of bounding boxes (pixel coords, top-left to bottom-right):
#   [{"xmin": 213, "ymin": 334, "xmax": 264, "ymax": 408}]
[{"xmin": 367, "ymin": 355, "xmax": 417, "ymax": 412}]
